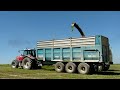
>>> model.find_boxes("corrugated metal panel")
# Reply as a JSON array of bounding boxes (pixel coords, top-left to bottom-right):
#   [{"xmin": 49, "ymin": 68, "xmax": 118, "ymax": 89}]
[{"xmin": 37, "ymin": 36, "xmax": 95, "ymax": 48}]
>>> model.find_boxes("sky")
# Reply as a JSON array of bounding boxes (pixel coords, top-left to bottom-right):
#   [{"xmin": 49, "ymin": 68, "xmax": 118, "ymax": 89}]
[{"xmin": 0, "ymin": 11, "xmax": 120, "ymax": 64}]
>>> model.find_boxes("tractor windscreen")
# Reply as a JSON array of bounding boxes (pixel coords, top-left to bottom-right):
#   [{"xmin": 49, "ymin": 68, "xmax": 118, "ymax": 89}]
[
  {"xmin": 23, "ymin": 50, "xmax": 36, "ymax": 57},
  {"xmin": 23, "ymin": 50, "xmax": 28, "ymax": 56}
]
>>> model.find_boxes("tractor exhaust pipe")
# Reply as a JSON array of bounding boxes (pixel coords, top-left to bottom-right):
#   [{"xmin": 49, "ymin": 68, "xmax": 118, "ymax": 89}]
[{"xmin": 71, "ymin": 22, "xmax": 85, "ymax": 37}]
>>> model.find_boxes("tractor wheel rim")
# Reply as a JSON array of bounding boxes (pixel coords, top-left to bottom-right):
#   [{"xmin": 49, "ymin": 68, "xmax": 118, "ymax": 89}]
[
  {"xmin": 25, "ymin": 62, "xmax": 30, "ymax": 68},
  {"xmin": 12, "ymin": 65, "xmax": 15, "ymax": 68},
  {"xmin": 12, "ymin": 62, "xmax": 16, "ymax": 68}
]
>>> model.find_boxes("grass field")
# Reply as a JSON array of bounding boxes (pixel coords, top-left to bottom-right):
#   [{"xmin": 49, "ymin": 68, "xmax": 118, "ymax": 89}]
[{"xmin": 0, "ymin": 64, "xmax": 120, "ymax": 79}]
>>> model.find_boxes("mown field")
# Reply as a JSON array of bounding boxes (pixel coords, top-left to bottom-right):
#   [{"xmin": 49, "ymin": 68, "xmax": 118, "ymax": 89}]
[{"xmin": 0, "ymin": 64, "xmax": 120, "ymax": 79}]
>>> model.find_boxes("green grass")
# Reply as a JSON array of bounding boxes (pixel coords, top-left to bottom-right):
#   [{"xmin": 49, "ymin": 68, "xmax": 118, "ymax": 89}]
[{"xmin": 0, "ymin": 64, "xmax": 120, "ymax": 79}]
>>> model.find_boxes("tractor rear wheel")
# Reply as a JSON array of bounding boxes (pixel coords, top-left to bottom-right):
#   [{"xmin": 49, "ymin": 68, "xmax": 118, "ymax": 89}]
[
  {"xmin": 22, "ymin": 58, "xmax": 34, "ymax": 70},
  {"xmin": 11, "ymin": 60, "xmax": 19, "ymax": 68}
]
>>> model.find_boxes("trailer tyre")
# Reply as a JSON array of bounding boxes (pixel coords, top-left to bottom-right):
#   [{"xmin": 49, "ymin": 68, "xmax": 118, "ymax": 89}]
[
  {"xmin": 77, "ymin": 63, "xmax": 90, "ymax": 74},
  {"xmin": 98, "ymin": 65, "xmax": 103, "ymax": 72},
  {"xmin": 103, "ymin": 64, "xmax": 110, "ymax": 71},
  {"xmin": 65, "ymin": 62, "xmax": 76, "ymax": 73},
  {"xmin": 11, "ymin": 60, "xmax": 19, "ymax": 68},
  {"xmin": 55, "ymin": 62, "xmax": 65, "ymax": 72},
  {"xmin": 22, "ymin": 58, "xmax": 33, "ymax": 70}
]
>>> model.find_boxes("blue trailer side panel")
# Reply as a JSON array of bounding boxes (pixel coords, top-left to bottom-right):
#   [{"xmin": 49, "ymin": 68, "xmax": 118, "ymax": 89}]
[
  {"xmin": 37, "ymin": 49, "xmax": 44, "ymax": 60},
  {"xmin": 53, "ymin": 48, "xmax": 60, "ymax": 60},
  {"xmin": 72, "ymin": 47, "xmax": 81, "ymax": 60},
  {"xmin": 62, "ymin": 48, "xmax": 70, "ymax": 61},
  {"xmin": 45, "ymin": 49, "xmax": 51, "ymax": 61},
  {"xmin": 36, "ymin": 35, "xmax": 111, "ymax": 63},
  {"xmin": 37, "ymin": 46, "xmax": 101, "ymax": 62}
]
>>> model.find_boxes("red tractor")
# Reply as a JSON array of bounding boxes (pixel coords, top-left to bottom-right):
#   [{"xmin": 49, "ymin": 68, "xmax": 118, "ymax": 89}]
[{"xmin": 11, "ymin": 49, "xmax": 42, "ymax": 70}]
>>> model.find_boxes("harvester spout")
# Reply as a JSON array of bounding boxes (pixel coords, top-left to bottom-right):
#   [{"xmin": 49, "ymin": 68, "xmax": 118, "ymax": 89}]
[{"xmin": 71, "ymin": 22, "xmax": 85, "ymax": 37}]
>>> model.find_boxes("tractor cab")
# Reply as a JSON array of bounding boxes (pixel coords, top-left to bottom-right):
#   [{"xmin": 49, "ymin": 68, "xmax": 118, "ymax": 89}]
[
  {"xmin": 19, "ymin": 49, "xmax": 36, "ymax": 57},
  {"xmin": 16, "ymin": 49, "xmax": 36, "ymax": 61}
]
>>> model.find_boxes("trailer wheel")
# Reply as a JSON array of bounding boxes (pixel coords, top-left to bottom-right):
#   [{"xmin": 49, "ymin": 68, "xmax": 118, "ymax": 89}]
[
  {"xmin": 55, "ymin": 62, "xmax": 65, "ymax": 72},
  {"xmin": 11, "ymin": 60, "xmax": 19, "ymax": 68},
  {"xmin": 103, "ymin": 64, "xmax": 110, "ymax": 71},
  {"xmin": 77, "ymin": 63, "xmax": 90, "ymax": 74},
  {"xmin": 22, "ymin": 58, "xmax": 33, "ymax": 70},
  {"xmin": 98, "ymin": 65, "xmax": 103, "ymax": 72},
  {"xmin": 65, "ymin": 62, "xmax": 76, "ymax": 73}
]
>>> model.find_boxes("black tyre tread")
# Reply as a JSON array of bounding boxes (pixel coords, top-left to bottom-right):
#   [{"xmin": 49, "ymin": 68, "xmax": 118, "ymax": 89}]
[
  {"xmin": 65, "ymin": 62, "xmax": 76, "ymax": 73},
  {"xmin": 22, "ymin": 57, "xmax": 34, "ymax": 70},
  {"xmin": 11, "ymin": 60, "xmax": 19, "ymax": 68},
  {"xmin": 103, "ymin": 64, "xmax": 110, "ymax": 71},
  {"xmin": 77, "ymin": 63, "xmax": 90, "ymax": 74},
  {"xmin": 55, "ymin": 62, "xmax": 65, "ymax": 72}
]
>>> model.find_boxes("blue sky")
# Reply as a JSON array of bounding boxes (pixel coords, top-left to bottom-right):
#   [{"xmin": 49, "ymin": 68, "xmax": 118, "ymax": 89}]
[{"xmin": 0, "ymin": 11, "xmax": 120, "ymax": 64}]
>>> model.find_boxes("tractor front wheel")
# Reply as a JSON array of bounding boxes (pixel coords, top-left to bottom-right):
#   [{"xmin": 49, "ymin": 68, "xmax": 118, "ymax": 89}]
[{"xmin": 11, "ymin": 60, "xmax": 19, "ymax": 68}]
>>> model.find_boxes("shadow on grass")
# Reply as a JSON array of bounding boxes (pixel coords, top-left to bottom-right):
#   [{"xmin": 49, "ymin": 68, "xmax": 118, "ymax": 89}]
[
  {"xmin": 31, "ymin": 68, "xmax": 120, "ymax": 75},
  {"xmin": 41, "ymin": 68, "xmax": 55, "ymax": 71},
  {"xmin": 108, "ymin": 69, "xmax": 120, "ymax": 71},
  {"xmin": 94, "ymin": 71, "xmax": 120, "ymax": 75}
]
